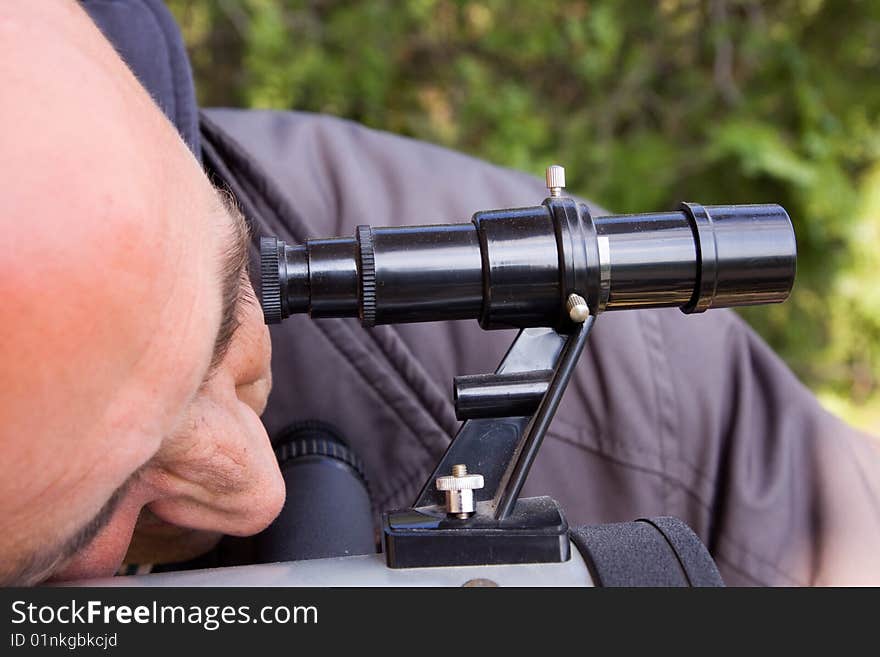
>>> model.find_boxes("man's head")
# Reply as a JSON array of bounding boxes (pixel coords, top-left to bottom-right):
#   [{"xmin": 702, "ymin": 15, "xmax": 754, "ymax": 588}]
[{"xmin": 0, "ymin": 1, "xmax": 284, "ymax": 584}]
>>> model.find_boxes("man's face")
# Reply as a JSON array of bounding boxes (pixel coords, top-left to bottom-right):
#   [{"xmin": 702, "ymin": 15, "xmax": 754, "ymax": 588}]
[{"xmin": 0, "ymin": 2, "xmax": 284, "ymax": 584}]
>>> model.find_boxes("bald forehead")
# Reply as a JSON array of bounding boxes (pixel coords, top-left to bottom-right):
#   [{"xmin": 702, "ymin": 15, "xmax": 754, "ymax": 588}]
[
  {"xmin": 0, "ymin": 0, "xmax": 201, "ymax": 388},
  {"xmin": 0, "ymin": 1, "xmax": 220, "ymax": 557}
]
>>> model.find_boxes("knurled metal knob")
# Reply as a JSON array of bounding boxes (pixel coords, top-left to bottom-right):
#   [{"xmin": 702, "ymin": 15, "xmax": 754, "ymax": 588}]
[
  {"xmin": 435, "ymin": 464, "xmax": 484, "ymax": 518},
  {"xmin": 566, "ymin": 293, "xmax": 590, "ymax": 323},
  {"xmin": 546, "ymin": 164, "xmax": 566, "ymax": 197}
]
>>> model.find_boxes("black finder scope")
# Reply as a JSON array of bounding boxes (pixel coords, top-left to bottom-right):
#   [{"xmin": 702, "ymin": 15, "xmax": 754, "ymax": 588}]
[{"xmin": 260, "ymin": 197, "xmax": 796, "ymax": 331}]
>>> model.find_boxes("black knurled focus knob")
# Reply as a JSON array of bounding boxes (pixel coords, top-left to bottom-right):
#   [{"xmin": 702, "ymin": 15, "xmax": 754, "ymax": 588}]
[
  {"xmin": 357, "ymin": 225, "xmax": 377, "ymax": 327},
  {"xmin": 260, "ymin": 236, "xmax": 283, "ymax": 324},
  {"xmin": 273, "ymin": 420, "xmax": 368, "ymax": 487}
]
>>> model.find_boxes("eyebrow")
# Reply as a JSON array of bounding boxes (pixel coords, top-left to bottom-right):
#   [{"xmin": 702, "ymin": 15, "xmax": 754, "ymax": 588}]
[{"xmin": 207, "ymin": 187, "xmax": 252, "ymax": 375}]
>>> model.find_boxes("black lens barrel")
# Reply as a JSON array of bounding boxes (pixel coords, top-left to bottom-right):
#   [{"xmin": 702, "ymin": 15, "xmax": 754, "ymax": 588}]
[
  {"xmin": 260, "ymin": 201, "xmax": 796, "ymax": 329},
  {"xmin": 357, "ymin": 223, "xmax": 485, "ymax": 325}
]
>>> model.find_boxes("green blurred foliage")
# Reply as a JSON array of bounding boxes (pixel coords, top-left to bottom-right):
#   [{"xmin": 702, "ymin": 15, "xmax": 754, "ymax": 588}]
[{"xmin": 169, "ymin": 0, "xmax": 880, "ymax": 427}]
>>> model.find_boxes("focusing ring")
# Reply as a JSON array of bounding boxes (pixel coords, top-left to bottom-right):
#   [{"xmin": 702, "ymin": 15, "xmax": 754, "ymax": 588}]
[
  {"xmin": 273, "ymin": 420, "xmax": 368, "ymax": 487},
  {"xmin": 357, "ymin": 225, "xmax": 377, "ymax": 326},
  {"xmin": 260, "ymin": 236, "xmax": 284, "ymax": 324}
]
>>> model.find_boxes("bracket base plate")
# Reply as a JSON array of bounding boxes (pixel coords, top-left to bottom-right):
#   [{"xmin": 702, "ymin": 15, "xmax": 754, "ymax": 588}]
[{"xmin": 382, "ymin": 496, "xmax": 570, "ymax": 569}]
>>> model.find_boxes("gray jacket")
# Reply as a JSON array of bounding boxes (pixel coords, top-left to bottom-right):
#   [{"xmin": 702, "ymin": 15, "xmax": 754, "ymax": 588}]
[{"xmin": 200, "ymin": 108, "xmax": 880, "ymax": 586}]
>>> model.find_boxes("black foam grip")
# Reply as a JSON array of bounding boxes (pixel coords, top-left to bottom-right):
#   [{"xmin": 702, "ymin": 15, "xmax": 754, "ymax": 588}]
[
  {"xmin": 640, "ymin": 517, "xmax": 724, "ymax": 587},
  {"xmin": 569, "ymin": 517, "xmax": 724, "ymax": 587}
]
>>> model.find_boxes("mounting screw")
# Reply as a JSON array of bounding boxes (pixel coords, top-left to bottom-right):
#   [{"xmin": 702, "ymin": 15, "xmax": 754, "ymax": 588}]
[
  {"xmin": 567, "ymin": 293, "xmax": 590, "ymax": 323},
  {"xmin": 435, "ymin": 464, "xmax": 484, "ymax": 518},
  {"xmin": 546, "ymin": 164, "xmax": 566, "ymax": 197}
]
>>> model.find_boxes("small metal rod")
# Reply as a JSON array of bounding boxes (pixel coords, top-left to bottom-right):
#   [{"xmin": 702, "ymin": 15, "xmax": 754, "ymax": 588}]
[
  {"xmin": 493, "ymin": 316, "xmax": 595, "ymax": 520},
  {"xmin": 453, "ymin": 370, "xmax": 553, "ymax": 420}
]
